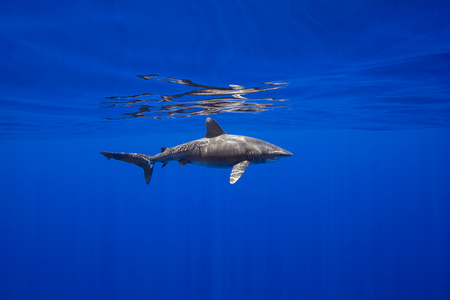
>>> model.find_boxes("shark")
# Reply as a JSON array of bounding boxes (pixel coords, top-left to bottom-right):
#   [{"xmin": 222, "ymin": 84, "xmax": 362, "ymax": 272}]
[{"xmin": 100, "ymin": 117, "xmax": 292, "ymax": 184}]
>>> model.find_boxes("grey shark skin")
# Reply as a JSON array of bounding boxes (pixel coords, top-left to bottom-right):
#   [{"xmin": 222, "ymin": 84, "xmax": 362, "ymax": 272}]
[{"xmin": 100, "ymin": 118, "xmax": 292, "ymax": 184}]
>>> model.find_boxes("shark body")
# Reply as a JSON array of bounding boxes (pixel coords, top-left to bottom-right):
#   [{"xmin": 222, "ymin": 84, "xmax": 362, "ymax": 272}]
[{"xmin": 100, "ymin": 118, "xmax": 292, "ymax": 184}]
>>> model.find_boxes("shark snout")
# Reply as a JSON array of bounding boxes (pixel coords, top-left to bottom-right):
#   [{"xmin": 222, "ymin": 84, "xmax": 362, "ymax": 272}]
[
  {"xmin": 281, "ymin": 149, "xmax": 293, "ymax": 157},
  {"xmin": 274, "ymin": 148, "xmax": 293, "ymax": 157}
]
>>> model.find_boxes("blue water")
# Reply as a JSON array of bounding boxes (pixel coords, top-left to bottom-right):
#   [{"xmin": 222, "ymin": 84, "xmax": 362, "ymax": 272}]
[{"xmin": 1, "ymin": 0, "xmax": 450, "ymax": 299}]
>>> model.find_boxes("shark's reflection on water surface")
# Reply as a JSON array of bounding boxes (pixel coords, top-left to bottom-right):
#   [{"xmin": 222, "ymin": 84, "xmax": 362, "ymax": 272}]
[{"xmin": 101, "ymin": 75, "xmax": 289, "ymax": 119}]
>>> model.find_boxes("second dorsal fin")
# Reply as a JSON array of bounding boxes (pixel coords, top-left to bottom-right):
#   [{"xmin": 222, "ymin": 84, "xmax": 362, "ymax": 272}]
[{"xmin": 204, "ymin": 117, "xmax": 226, "ymax": 138}]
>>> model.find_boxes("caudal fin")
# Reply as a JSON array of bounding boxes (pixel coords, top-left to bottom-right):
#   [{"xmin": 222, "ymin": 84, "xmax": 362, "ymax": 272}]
[{"xmin": 100, "ymin": 152, "xmax": 154, "ymax": 184}]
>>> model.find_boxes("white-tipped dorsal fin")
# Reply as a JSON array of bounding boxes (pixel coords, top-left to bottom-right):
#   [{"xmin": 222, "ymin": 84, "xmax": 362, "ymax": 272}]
[
  {"xmin": 205, "ymin": 117, "xmax": 226, "ymax": 138},
  {"xmin": 230, "ymin": 160, "xmax": 250, "ymax": 184}
]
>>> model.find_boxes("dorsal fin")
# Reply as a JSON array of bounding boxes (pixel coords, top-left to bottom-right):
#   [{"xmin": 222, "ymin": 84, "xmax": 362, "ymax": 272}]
[
  {"xmin": 205, "ymin": 117, "xmax": 226, "ymax": 138},
  {"xmin": 161, "ymin": 147, "xmax": 167, "ymax": 153}
]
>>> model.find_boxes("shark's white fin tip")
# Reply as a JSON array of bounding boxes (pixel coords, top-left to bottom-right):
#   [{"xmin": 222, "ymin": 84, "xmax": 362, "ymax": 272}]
[{"xmin": 230, "ymin": 160, "xmax": 250, "ymax": 184}]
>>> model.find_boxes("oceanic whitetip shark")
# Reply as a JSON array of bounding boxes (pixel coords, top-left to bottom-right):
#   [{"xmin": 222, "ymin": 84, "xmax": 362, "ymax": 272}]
[{"xmin": 100, "ymin": 118, "xmax": 292, "ymax": 184}]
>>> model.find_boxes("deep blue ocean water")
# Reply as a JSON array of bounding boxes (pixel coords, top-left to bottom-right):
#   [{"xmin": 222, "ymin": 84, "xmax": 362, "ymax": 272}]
[{"xmin": 1, "ymin": 0, "xmax": 450, "ymax": 299}]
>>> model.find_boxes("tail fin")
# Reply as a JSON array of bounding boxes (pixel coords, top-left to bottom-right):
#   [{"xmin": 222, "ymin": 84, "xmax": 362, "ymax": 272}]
[{"xmin": 100, "ymin": 152, "xmax": 154, "ymax": 184}]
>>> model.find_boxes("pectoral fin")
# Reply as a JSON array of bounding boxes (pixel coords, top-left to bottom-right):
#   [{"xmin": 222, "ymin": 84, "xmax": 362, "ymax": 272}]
[{"xmin": 230, "ymin": 160, "xmax": 250, "ymax": 184}]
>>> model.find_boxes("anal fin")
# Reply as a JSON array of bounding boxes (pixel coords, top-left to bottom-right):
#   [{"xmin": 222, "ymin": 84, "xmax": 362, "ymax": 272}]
[
  {"xmin": 178, "ymin": 159, "xmax": 189, "ymax": 167},
  {"xmin": 230, "ymin": 160, "xmax": 250, "ymax": 184}
]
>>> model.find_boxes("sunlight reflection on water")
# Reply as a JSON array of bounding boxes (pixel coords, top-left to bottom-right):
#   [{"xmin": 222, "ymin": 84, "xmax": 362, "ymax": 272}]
[{"xmin": 100, "ymin": 75, "xmax": 289, "ymax": 119}]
